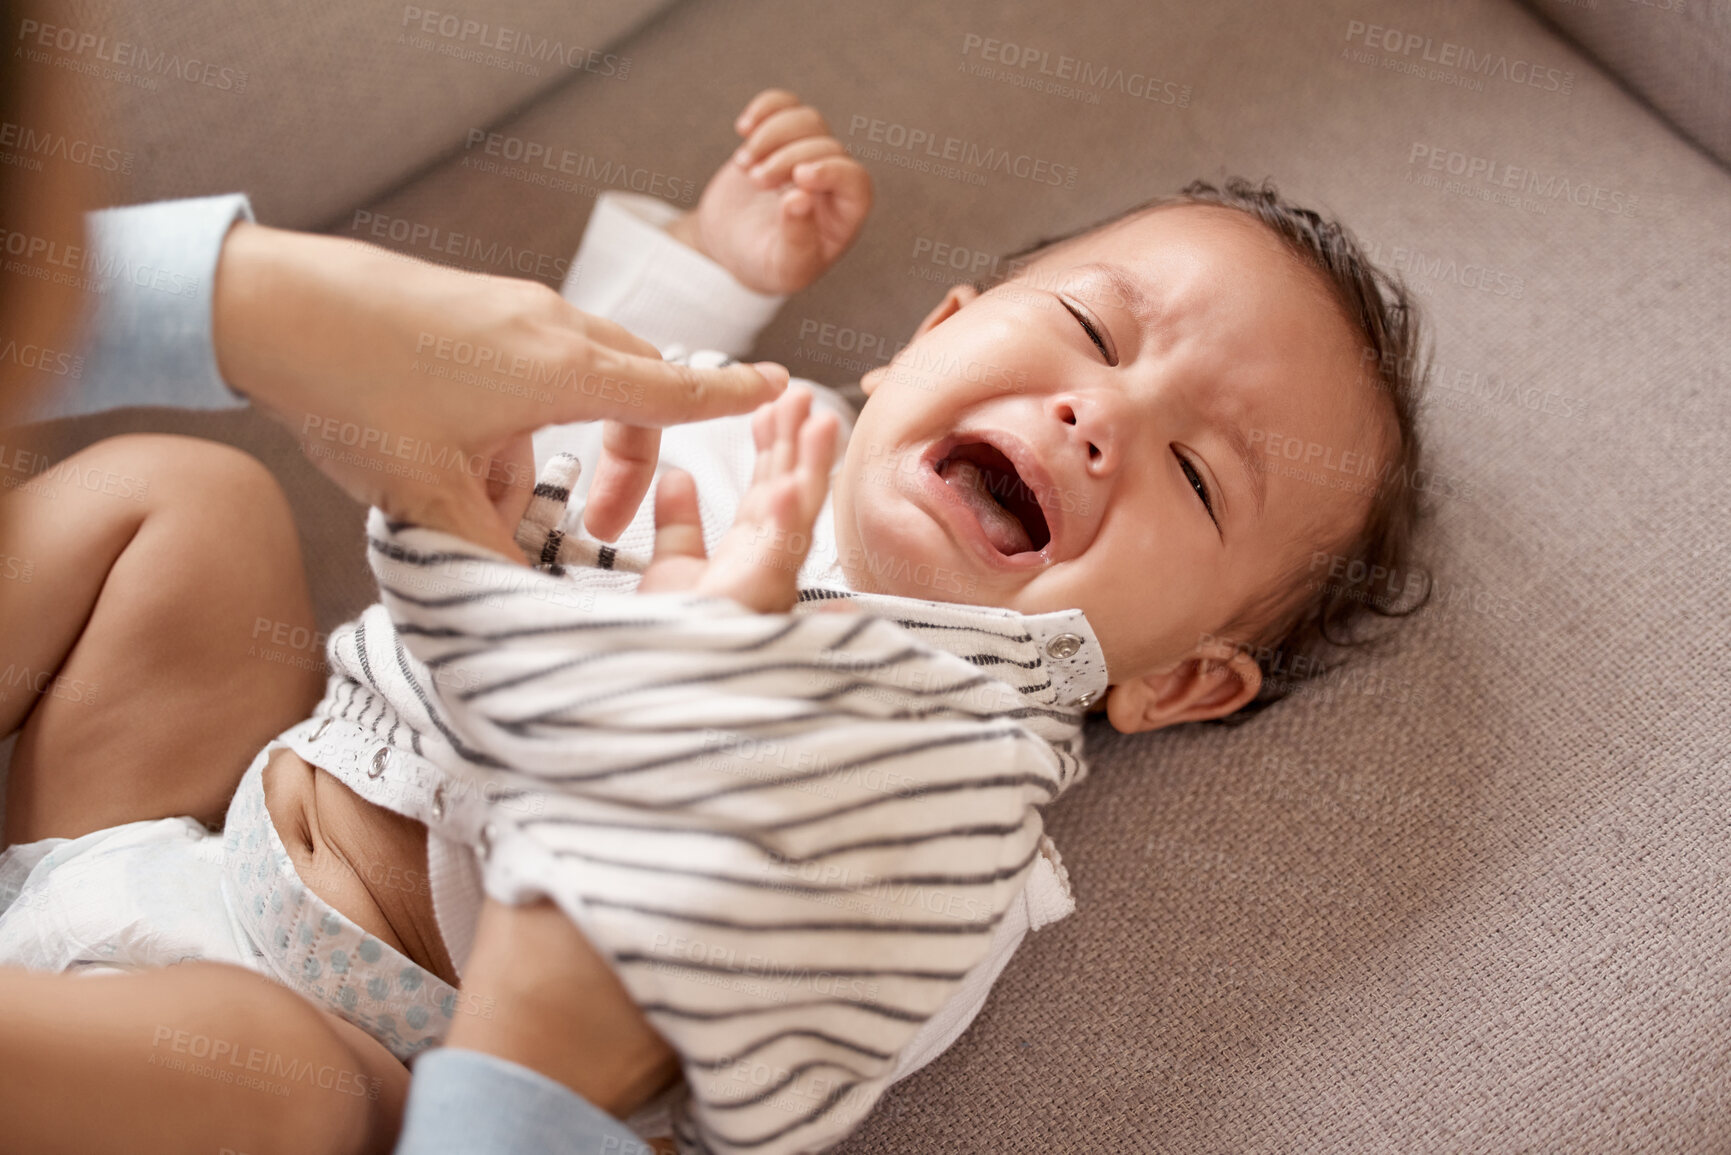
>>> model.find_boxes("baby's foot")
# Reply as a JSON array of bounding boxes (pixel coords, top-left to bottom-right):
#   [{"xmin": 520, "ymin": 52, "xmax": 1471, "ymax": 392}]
[{"xmin": 637, "ymin": 386, "xmax": 838, "ymax": 613}]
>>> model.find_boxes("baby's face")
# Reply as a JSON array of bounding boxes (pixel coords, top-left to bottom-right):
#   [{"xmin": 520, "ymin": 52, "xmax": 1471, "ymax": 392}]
[{"xmin": 831, "ymin": 204, "xmax": 1392, "ymax": 690}]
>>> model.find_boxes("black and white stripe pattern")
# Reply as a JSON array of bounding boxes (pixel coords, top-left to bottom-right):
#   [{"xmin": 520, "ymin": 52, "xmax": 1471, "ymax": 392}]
[{"xmin": 315, "ymin": 463, "xmax": 1102, "ymax": 1155}]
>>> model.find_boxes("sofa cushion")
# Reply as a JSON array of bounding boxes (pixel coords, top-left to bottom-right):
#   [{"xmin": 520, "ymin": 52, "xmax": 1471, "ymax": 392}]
[
  {"xmin": 80, "ymin": 0, "xmax": 680, "ymax": 228},
  {"xmin": 1524, "ymin": 0, "xmax": 1731, "ymax": 170}
]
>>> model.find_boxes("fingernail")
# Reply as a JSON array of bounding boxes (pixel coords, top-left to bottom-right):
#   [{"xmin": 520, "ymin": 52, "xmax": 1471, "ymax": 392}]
[
  {"xmin": 750, "ymin": 361, "xmax": 791, "ymax": 388},
  {"xmin": 734, "ymin": 146, "xmax": 752, "ymax": 165}
]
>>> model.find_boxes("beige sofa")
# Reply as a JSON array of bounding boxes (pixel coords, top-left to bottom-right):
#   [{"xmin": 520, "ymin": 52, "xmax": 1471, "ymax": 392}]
[{"xmin": 33, "ymin": 0, "xmax": 1731, "ymax": 1149}]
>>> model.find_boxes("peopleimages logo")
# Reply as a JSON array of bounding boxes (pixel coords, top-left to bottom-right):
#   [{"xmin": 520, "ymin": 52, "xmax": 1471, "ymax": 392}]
[
  {"xmin": 15, "ymin": 18, "xmax": 248, "ymax": 91},
  {"xmin": 348, "ymin": 211, "xmax": 571, "ymax": 281},
  {"xmin": 1344, "ymin": 20, "xmax": 1574, "ymax": 93},
  {"xmin": 398, "ymin": 5, "xmax": 630, "ymax": 78},
  {"xmin": 1406, "ymin": 143, "xmax": 1641, "ymax": 217},
  {"xmin": 846, "ymin": 115, "xmax": 1079, "ymax": 188},
  {"xmin": 461, "ymin": 129, "xmax": 697, "ymax": 203},
  {"xmin": 959, "ymin": 33, "xmax": 1192, "ymax": 107},
  {"xmin": 1, "ymin": 226, "xmax": 202, "ymax": 297},
  {"xmin": 1359, "ymin": 240, "xmax": 1525, "ymax": 300},
  {"xmin": 0, "ymin": 122, "xmax": 133, "ymax": 173},
  {"xmin": 0, "ymin": 339, "xmax": 82, "ymax": 379}
]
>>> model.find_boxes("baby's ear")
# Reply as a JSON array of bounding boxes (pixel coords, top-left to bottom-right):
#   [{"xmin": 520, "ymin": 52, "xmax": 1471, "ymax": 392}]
[
  {"xmin": 863, "ymin": 285, "xmax": 980, "ymax": 397},
  {"xmin": 1103, "ymin": 650, "xmax": 1262, "ymax": 733},
  {"xmin": 913, "ymin": 283, "xmax": 981, "ymax": 337}
]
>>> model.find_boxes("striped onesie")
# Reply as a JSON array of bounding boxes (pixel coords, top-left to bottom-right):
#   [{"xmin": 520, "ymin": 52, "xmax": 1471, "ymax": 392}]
[
  {"xmin": 286, "ymin": 440, "xmax": 1108, "ymax": 1151},
  {"xmin": 288, "ymin": 189, "xmax": 1111, "ymax": 1152}
]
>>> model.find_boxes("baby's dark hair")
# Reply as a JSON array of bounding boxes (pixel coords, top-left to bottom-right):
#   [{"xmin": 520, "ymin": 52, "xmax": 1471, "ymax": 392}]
[{"xmin": 975, "ymin": 176, "xmax": 1433, "ymax": 724}]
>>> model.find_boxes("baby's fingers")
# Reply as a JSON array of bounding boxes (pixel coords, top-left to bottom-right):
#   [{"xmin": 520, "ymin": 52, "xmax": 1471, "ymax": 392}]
[
  {"xmin": 795, "ymin": 409, "xmax": 841, "ymax": 517},
  {"xmin": 735, "ymin": 105, "xmax": 829, "ymax": 171},
  {"xmin": 748, "ymin": 136, "xmax": 845, "ymax": 189},
  {"xmin": 740, "ymin": 386, "xmax": 832, "ymax": 533},
  {"xmin": 637, "ymin": 469, "xmax": 708, "ymax": 594},
  {"xmin": 772, "ymin": 386, "xmax": 814, "ymax": 476},
  {"xmin": 742, "ymin": 407, "xmax": 836, "ymax": 586},
  {"xmin": 734, "ymin": 88, "xmax": 800, "ymax": 138},
  {"xmin": 749, "ymin": 398, "xmax": 777, "ymax": 485},
  {"xmin": 652, "ymin": 469, "xmax": 705, "ymax": 558},
  {"xmin": 793, "ymin": 156, "xmax": 872, "ymax": 215}
]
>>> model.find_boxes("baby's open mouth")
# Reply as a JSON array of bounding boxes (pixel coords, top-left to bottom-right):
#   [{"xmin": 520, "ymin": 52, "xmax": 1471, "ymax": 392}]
[{"xmin": 935, "ymin": 442, "xmax": 1052, "ymax": 555}]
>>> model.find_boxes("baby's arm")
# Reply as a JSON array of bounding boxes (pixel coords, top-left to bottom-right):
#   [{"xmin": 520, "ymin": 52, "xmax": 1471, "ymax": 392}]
[
  {"xmin": 667, "ymin": 88, "xmax": 873, "ymax": 297},
  {"xmin": 556, "ymin": 88, "xmax": 866, "ymax": 543}
]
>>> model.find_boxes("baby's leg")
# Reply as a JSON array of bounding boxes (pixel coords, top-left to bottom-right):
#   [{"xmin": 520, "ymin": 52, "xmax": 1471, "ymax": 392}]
[
  {"xmin": 0, "ymin": 434, "xmax": 324, "ymax": 843},
  {"xmin": 0, "ymin": 961, "xmax": 408, "ymax": 1155}
]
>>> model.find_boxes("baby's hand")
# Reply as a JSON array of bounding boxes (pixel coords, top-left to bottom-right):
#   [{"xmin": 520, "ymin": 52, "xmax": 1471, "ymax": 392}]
[
  {"xmin": 637, "ymin": 386, "xmax": 838, "ymax": 613},
  {"xmin": 667, "ymin": 89, "xmax": 872, "ymax": 296}
]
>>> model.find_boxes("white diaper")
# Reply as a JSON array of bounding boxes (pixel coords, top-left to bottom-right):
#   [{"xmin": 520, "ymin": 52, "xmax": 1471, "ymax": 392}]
[
  {"xmin": 0, "ymin": 739, "xmax": 458, "ymax": 1063},
  {"xmin": 0, "ymin": 810, "xmax": 254, "ymax": 975}
]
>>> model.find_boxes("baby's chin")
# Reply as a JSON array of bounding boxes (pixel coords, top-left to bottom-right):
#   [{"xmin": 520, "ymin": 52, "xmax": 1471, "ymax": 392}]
[
  {"xmin": 827, "ymin": 495, "xmax": 1013, "ymax": 609},
  {"xmin": 835, "ymin": 540, "xmax": 996, "ymax": 605}
]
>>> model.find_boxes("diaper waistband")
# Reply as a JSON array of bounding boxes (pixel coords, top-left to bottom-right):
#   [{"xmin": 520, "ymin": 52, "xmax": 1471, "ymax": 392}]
[{"xmin": 220, "ymin": 743, "xmax": 464, "ymax": 1063}]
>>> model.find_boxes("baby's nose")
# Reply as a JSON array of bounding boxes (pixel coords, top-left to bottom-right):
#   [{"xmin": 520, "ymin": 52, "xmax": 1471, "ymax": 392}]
[{"xmin": 1048, "ymin": 394, "xmax": 1120, "ymax": 476}]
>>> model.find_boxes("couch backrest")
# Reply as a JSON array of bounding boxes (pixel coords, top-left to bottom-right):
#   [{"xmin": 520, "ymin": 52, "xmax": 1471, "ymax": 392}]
[
  {"xmin": 70, "ymin": 0, "xmax": 680, "ymax": 228},
  {"xmin": 1522, "ymin": 0, "xmax": 1731, "ymax": 170}
]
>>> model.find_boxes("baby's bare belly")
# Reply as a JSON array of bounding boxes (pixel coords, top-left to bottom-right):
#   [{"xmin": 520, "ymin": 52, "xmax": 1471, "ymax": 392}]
[{"xmin": 259, "ymin": 748, "xmax": 458, "ymax": 987}]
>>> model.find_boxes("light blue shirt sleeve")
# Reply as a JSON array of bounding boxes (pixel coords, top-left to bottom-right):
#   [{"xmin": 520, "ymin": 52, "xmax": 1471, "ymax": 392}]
[
  {"xmin": 394, "ymin": 1047, "xmax": 655, "ymax": 1155},
  {"xmin": 28, "ymin": 193, "xmax": 255, "ymax": 421}
]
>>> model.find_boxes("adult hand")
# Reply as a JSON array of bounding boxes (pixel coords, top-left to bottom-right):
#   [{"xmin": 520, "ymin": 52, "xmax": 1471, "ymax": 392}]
[
  {"xmin": 446, "ymin": 898, "xmax": 680, "ymax": 1125},
  {"xmin": 213, "ymin": 222, "xmax": 788, "ymax": 557}
]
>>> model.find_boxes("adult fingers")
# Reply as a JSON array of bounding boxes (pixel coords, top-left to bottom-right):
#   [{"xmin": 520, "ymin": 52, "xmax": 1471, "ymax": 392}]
[
  {"xmin": 574, "ymin": 312, "xmax": 666, "ymax": 360},
  {"xmin": 441, "ymin": 433, "xmax": 538, "ymax": 561},
  {"xmin": 420, "ymin": 482, "xmax": 528, "ymax": 562},
  {"xmin": 484, "ymin": 432, "xmax": 538, "ymax": 532},
  {"xmin": 582, "ymin": 422, "xmax": 662, "ymax": 542},
  {"xmin": 556, "ymin": 351, "xmax": 787, "ymax": 427},
  {"xmin": 340, "ymin": 441, "xmax": 527, "ymax": 561}
]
